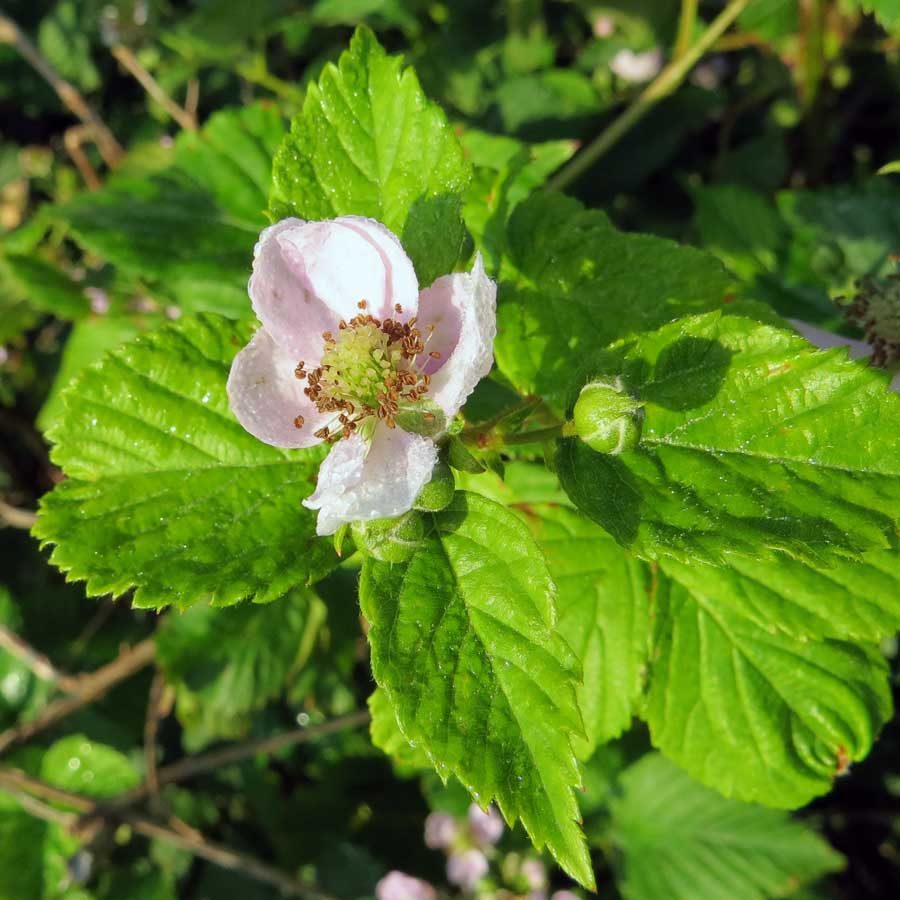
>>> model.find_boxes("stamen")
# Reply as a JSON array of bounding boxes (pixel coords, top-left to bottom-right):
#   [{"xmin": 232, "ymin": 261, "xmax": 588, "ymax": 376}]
[
  {"xmin": 294, "ymin": 415, "xmax": 305, "ymax": 428},
  {"xmin": 358, "ymin": 300, "xmax": 368, "ymax": 309}
]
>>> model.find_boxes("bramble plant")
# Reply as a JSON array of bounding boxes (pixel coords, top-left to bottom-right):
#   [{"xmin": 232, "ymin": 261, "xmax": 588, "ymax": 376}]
[{"xmin": 2, "ymin": 2, "xmax": 900, "ymax": 898}]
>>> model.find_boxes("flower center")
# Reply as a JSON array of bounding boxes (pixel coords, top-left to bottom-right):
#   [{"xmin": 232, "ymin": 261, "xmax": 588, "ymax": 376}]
[{"xmin": 295, "ymin": 304, "xmax": 439, "ymax": 442}]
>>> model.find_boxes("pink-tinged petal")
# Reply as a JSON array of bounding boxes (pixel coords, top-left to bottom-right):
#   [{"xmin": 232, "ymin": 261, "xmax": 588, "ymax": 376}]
[
  {"xmin": 789, "ymin": 318, "xmax": 900, "ymax": 392},
  {"xmin": 302, "ymin": 425, "xmax": 438, "ymax": 535},
  {"xmin": 333, "ymin": 216, "xmax": 419, "ymax": 320},
  {"xmin": 415, "ymin": 275, "xmax": 463, "ymax": 376},
  {"xmin": 425, "ymin": 254, "xmax": 497, "ymax": 418},
  {"xmin": 227, "ymin": 328, "xmax": 329, "ymax": 449},
  {"xmin": 376, "ymin": 872, "xmax": 436, "ymax": 900},
  {"xmin": 276, "ymin": 218, "xmax": 418, "ymax": 328},
  {"xmin": 248, "ymin": 218, "xmax": 335, "ymax": 364}
]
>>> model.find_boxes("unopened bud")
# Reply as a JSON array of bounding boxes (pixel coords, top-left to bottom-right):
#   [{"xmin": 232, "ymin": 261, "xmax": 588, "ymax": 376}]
[
  {"xmin": 413, "ymin": 461, "xmax": 454, "ymax": 512},
  {"xmin": 571, "ymin": 378, "xmax": 643, "ymax": 455},
  {"xmin": 351, "ymin": 511, "xmax": 423, "ymax": 563}
]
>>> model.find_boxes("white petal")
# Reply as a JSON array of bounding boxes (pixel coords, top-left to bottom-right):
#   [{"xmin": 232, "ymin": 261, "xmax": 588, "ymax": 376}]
[
  {"xmin": 227, "ymin": 328, "xmax": 329, "ymax": 448},
  {"xmin": 303, "ymin": 426, "xmax": 438, "ymax": 535},
  {"xmin": 416, "ymin": 275, "xmax": 463, "ymax": 376},
  {"xmin": 248, "ymin": 218, "xmax": 336, "ymax": 363},
  {"xmin": 276, "ymin": 218, "xmax": 418, "ymax": 327},
  {"xmin": 335, "ymin": 216, "xmax": 419, "ymax": 320},
  {"xmin": 425, "ymin": 254, "xmax": 497, "ymax": 419},
  {"xmin": 789, "ymin": 318, "xmax": 900, "ymax": 391}
]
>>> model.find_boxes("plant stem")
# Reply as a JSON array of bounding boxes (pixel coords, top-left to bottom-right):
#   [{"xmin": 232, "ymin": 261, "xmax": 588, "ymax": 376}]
[
  {"xmin": 0, "ymin": 13, "xmax": 123, "ymax": 168},
  {"xmin": 0, "ymin": 627, "xmax": 78, "ymax": 692},
  {"xmin": 502, "ymin": 424, "xmax": 567, "ymax": 445},
  {"xmin": 111, "ymin": 44, "xmax": 197, "ymax": 131},
  {"xmin": 0, "ymin": 768, "xmax": 332, "ymax": 900},
  {"xmin": 113, "ymin": 709, "xmax": 371, "ymax": 807},
  {"xmin": 0, "ymin": 638, "xmax": 156, "ymax": 754},
  {"xmin": 0, "ymin": 499, "xmax": 37, "ymax": 530},
  {"xmin": 674, "ymin": 0, "xmax": 699, "ymax": 59},
  {"xmin": 545, "ymin": 0, "xmax": 752, "ymax": 192}
]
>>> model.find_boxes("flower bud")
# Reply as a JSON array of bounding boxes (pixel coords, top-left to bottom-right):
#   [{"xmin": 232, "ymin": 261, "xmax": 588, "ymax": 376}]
[
  {"xmin": 351, "ymin": 511, "xmax": 424, "ymax": 562},
  {"xmin": 376, "ymin": 871, "xmax": 436, "ymax": 900},
  {"xmin": 571, "ymin": 379, "xmax": 643, "ymax": 455},
  {"xmin": 424, "ymin": 811, "xmax": 459, "ymax": 849},
  {"xmin": 446, "ymin": 849, "xmax": 489, "ymax": 891},
  {"xmin": 468, "ymin": 803, "xmax": 504, "ymax": 845},
  {"xmin": 413, "ymin": 461, "xmax": 454, "ymax": 512}
]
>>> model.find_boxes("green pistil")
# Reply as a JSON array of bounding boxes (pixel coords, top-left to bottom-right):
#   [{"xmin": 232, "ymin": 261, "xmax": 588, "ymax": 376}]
[{"xmin": 318, "ymin": 322, "xmax": 403, "ymax": 408}]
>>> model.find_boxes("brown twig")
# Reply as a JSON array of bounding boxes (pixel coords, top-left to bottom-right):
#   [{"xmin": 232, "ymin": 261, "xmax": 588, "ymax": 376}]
[
  {"xmin": 0, "ymin": 638, "xmax": 156, "ymax": 754},
  {"xmin": 110, "ymin": 44, "xmax": 197, "ymax": 131},
  {"xmin": 113, "ymin": 710, "xmax": 371, "ymax": 808},
  {"xmin": 63, "ymin": 126, "xmax": 101, "ymax": 190},
  {"xmin": 143, "ymin": 669, "xmax": 172, "ymax": 797},
  {"xmin": 0, "ymin": 499, "xmax": 37, "ymax": 530},
  {"xmin": 0, "ymin": 13, "xmax": 123, "ymax": 168},
  {"xmin": 0, "ymin": 626, "xmax": 79, "ymax": 692},
  {"xmin": 0, "ymin": 768, "xmax": 330, "ymax": 899}
]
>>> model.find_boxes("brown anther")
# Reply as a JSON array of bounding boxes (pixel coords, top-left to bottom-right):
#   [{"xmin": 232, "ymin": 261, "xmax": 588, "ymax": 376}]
[
  {"xmin": 293, "ymin": 415, "xmax": 305, "ymax": 429},
  {"xmin": 322, "ymin": 331, "xmax": 334, "ymax": 342},
  {"xmin": 429, "ymin": 351, "xmax": 441, "ymax": 359},
  {"xmin": 394, "ymin": 303, "xmax": 403, "ymax": 313},
  {"xmin": 358, "ymin": 300, "xmax": 368, "ymax": 309},
  {"xmin": 424, "ymin": 413, "xmax": 435, "ymax": 421}
]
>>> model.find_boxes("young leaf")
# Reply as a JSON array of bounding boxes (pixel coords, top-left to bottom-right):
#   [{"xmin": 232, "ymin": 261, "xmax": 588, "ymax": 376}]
[
  {"xmin": 156, "ymin": 587, "xmax": 325, "ymax": 747},
  {"xmin": 360, "ymin": 492, "xmax": 593, "ymax": 887},
  {"xmin": 557, "ymin": 312, "xmax": 900, "ymax": 567},
  {"xmin": 269, "ymin": 27, "xmax": 471, "ymax": 287},
  {"xmin": 40, "ymin": 734, "xmax": 141, "ymax": 799},
  {"xmin": 520, "ymin": 504, "xmax": 652, "ymax": 759},
  {"xmin": 495, "ymin": 192, "xmax": 733, "ymax": 406},
  {"xmin": 611, "ymin": 753, "xmax": 843, "ymax": 900},
  {"xmin": 645, "ymin": 567, "xmax": 892, "ymax": 808},
  {"xmin": 34, "ymin": 315, "xmax": 335, "ymax": 610}
]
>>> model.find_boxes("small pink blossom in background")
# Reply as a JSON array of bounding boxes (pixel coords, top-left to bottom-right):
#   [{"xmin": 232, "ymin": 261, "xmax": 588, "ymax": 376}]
[
  {"xmin": 0, "ymin": 346, "xmax": 8, "ymax": 366},
  {"xmin": 227, "ymin": 216, "xmax": 496, "ymax": 535},
  {"xmin": 446, "ymin": 848, "xmax": 489, "ymax": 891},
  {"xmin": 85, "ymin": 287, "xmax": 109, "ymax": 315},
  {"xmin": 375, "ymin": 871, "xmax": 436, "ymax": 900},
  {"xmin": 592, "ymin": 14, "xmax": 614, "ymax": 38},
  {"xmin": 610, "ymin": 48, "xmax": 663, "ymax": 83},
  {"xmin": 159, "ymin": 134, "xmax": 174, "ymax": 149},
  {"xmin": 521, "ymin": 858, "xmax": 547, "ymax": 890},
  {"xmin": 551, "ymin": 891, "xmax": 580, "ymax": 900},
  {"xmin": 165, "ymin": 305, "xmax": 182, "ymax": 320},
  {"xmin": 424, "ymin": 810, "xmax": 459, "ymax": 849},
  {"xmin": 468, "ymin": 803, "xmax": 504, "ymax": 846}
]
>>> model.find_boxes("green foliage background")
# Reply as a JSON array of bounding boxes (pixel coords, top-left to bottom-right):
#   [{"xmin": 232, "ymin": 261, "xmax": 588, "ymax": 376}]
[{"xmin": 2, "ymin": 2, "xmax": 900, "ymax": 899}]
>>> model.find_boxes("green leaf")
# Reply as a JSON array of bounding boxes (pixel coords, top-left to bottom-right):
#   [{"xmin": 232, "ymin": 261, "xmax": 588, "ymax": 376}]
[
  {"xmin": 0, "ymin": 254, "xmax": 90, "ymax": 320},
  {"xmin": 34, "ymin": 314, "xmax": 336, "ymax": 610},
  {"xmin": 156, "ymin": 587, "xmax": 325, "ymax": 748},
  {"xmin": 174, "ymin": 103, "xmax": 286, "ymax": 228},
  {"xmin": 360, "ymin": 491, "xmax": 593, "ymax": 887},
  {"xmin": 496, "ymin": 192, "xmax": 733, "ymax": 406},
  {"xmin": 41, "ymin": 734, "xmax": 141, "ymax": 799},
  {"xmin": 368, "ymin": 688, "xmax": 431, "ymax": 771},
  {"xmin": 660, "ymin": 551, "xmax": 900, "ymax": 642},
  {"xmin": 60, "ymin": 173, "xmax": 254, "ymax": 318},
  {"xmin": 556, "ymin": 312, "xmax": 900, "ymax": 566},
  {"xmin": 519, "ymin": 504, "xmax": 652, "ymax": 759},
  {"xmin": 610, "ymin": 753, "xmax": 843, "ymax": 900},
  {"xmin": 461, "ymin": 129, "xmax": 577, "ymax": 273},
  {"xmin": 855, "ymin": 0, "xmax": 900, "ymax": 30},
  {"xmin": 56, "ymin": 103, "xmax": 285, "ymax": 319},
  {"xmin": 38, "ymin": 317, "xmax": 142, "ymax": 432},
  {"xmin": 269, "ymin": 27, "xmax": 471, "ymax": 287},
  {"xmin": 644, "ymin": 566, "xmax": 892, "ymax": 808},
  {"xmin": 37, "ymin": 0, "xmax": 100, "ymax": 93},
  {"xmin": 693, "ymin": 181, "xmax": 900, "ymax": 325},
  {"xmin": 0, "ymin": 793, "xmax": 81, "ymax": 900}
]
